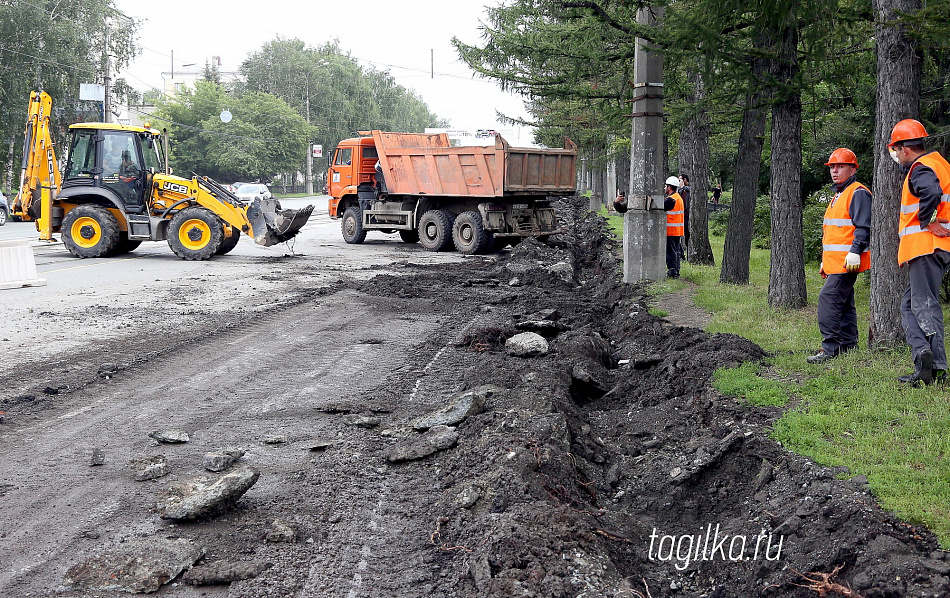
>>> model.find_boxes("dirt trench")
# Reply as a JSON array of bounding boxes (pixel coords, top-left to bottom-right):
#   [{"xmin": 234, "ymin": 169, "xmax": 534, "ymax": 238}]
[{"xmin": 328, "ymin": 199, "xmax": 949, "ymax": 597}]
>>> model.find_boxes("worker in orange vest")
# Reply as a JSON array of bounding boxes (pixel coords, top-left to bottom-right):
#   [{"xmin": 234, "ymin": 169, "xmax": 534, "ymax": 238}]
[
  {"xmin": 889, "ymin": 119, "xmax": 950, "ymax": 385},
  {"xmin": 664, "ymin": 176, "xmax": 685, "ymax": 278},
  {"xmin": 807, "ymin": 148, "xmax": 871, "ymax": 364}
]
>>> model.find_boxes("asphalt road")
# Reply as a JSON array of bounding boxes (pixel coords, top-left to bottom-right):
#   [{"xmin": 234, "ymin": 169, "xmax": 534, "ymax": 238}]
[
  {"xmin": 0, "ymin": 195, "xmax": 472, "ymax": 596},
  {"xmin": 0, "ymin": 196, "xmax": 463, "ymax": 390}
]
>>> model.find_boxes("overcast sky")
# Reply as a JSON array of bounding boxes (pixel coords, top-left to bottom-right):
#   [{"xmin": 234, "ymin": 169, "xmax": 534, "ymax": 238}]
[{"xmin": 112, "ymin": 0, "xmax": 534, "ymax": 142}]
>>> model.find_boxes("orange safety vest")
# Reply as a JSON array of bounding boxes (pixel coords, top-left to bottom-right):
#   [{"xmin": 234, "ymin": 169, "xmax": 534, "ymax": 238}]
[
  {"xmin": 822, "ymin": 180, "xmax": 871, "ymax": 275},
  {"xmin": 667, "ymin": 192, "xmax": 684, "ymax": 237},
  {"xmin": 898, "ymin": 151, "xmax": 950, "ymax": 265}
]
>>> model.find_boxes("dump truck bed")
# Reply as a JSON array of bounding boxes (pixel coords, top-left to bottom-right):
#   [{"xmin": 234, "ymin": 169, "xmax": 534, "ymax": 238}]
[{"xmin": 372, "ymin": 131, "xmax": 576, "ymax": 198}]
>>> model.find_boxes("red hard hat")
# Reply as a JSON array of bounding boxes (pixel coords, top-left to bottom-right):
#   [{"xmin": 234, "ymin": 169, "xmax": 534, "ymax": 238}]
[
  {"xmin": 889, "ymin": 119, "xmax": 929, "ymax": 147},
  {"xmin": 825, "ymin": 148, "xmax": 858, "ymax": 168}
]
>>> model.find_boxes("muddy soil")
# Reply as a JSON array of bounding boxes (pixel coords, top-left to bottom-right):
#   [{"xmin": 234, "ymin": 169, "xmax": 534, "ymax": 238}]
[{"xmin": 1, "ymin": 198, "xmax": 947, "ymax": 597}]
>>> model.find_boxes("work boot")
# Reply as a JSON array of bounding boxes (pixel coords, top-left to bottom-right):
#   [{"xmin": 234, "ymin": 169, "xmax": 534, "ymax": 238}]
[
  {"xmin": 898, "ymin": 349, "xmax": 934, "ymax": 386},
  {"xmin": 806, "ymin": 350, "xmax": 835, "ymax": 364}
]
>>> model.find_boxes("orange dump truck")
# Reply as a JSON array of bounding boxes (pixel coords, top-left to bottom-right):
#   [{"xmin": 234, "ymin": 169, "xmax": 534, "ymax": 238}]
[{"xmin": 327, "ymin": 131, "xmax": 577, "ymax": 254}]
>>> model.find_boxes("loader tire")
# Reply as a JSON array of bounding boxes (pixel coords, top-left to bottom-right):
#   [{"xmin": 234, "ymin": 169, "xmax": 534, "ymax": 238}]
[
  {"xmin": 398, "ymin": 229, "xmax": 419, "ymax": 244},
  {"xmin": 418, "ymin": 209, "xmax": 455, "ymax": 252},
  {"xmin": 62, "ymin": 204, "xmax": 121, "ymax": 258},
  {"xmin": 452, "ymin": 211, "xmax": 491, "ymax": 255},
  {"xmin": 168, "ymin": 206, "xmax": 224, "ymax": 261},
  {"xmin": 342, "ymin": 207, "xmax": 366, "ymax": 244},
  {"xmin": 217, "ymin": 228, "xmax": 240, "ymax": 255}
]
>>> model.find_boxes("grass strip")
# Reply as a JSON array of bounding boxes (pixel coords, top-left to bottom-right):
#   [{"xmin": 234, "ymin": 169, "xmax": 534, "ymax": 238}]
[{"xmin": 598, "ymin": 208, "xmax": 950, "ymax": 547}]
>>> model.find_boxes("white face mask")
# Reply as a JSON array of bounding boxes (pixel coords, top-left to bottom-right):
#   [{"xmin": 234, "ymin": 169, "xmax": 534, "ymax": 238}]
[{"xmin": 889, "ymin": 147, "xmax": 900, "ymax": 164}]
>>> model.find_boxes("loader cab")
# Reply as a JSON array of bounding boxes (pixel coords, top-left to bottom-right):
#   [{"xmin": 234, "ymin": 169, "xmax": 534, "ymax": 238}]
[{"xmin": 63, "ymin": 123, "xmax": 164, "ymax": 214}]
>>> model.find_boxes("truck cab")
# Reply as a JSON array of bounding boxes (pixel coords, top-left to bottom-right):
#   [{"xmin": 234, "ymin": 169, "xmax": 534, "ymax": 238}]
[{"xmin": 327, "ymin": 136, "xmax": 378, "ymax": 219}]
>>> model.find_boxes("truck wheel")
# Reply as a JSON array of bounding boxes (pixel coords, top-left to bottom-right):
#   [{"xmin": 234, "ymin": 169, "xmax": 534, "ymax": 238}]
[
  {"xmin": 453, "ymin": 211, "xmax": 490, "ymax": 255},
  {"xmin": 62, "ymin": 204, "xmax": 121, "ymax": 258},
  {"xmin": 342, "ymin": 207, "xmax": 366, "ymax": 244},
  {"xmin": 168, "ymin": 206, "xmax": 224, "ymax": 260},
  {"xmin": 418, "ymin": 210, "xmax": 455, "ymax": 252},
  {"xmin": 398, "ymin": 229, "xmax": 420, "ymax": 244},
  {"xmin": 217, "ymin": 228, "xmax": 241, "ymax": 255}
]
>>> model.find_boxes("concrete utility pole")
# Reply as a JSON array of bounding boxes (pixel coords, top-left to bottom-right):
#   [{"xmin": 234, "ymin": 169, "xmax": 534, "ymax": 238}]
[
  {"xmin": 305, "ymin": 89, "xmax": 313, "ymax": 195},
  {"xmin": 623, "ymin": 5, "xmax": 666, "ymax": 283},
  {"xmin": 103, "ymin": 25, "xmax": 112, "ymax": 123}
]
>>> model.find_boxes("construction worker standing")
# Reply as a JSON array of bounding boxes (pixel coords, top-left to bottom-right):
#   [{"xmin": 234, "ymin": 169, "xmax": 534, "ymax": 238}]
[
  {"xmin": 807, "ymin": 148, "xmax": 871, "ymax": 364},
  {"xmin": 889, "ymin": 119, "xmax": 950, "ymax": 385},
  {"xmin": 664, "ymin": 176, "xmax": 685, "ymax": 278}
]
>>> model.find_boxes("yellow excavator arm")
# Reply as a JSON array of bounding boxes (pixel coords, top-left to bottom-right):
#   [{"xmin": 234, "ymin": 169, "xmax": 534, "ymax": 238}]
[{"xmin": 13, "ymin": 91, "xmax": 61, "ymax": 240}]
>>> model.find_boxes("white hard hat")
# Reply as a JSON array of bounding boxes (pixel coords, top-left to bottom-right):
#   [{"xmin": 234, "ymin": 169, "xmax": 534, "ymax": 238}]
[{"xmin": 665, "ymin": 176, "xmax": 680, "ymax": 187}]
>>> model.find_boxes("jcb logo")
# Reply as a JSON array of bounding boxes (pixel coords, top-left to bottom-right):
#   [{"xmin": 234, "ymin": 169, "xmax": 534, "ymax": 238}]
[{"xmin": 162, "ymin": 181, "xmax": 189, "ymax": 194}]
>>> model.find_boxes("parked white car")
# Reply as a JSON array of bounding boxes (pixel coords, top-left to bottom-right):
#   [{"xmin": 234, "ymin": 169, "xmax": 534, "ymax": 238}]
[
  {"xmin": 0, "ymin": 191, "xmax": 8, "ymax": 226},
  {"xmin": 234, "ymin": 183, "xmax": 272, "ymax": 204}
]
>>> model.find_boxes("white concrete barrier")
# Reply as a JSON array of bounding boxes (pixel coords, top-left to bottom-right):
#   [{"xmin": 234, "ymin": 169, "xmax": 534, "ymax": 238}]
[{"xmin": 0, "ymin": 239, "xmax": 46, "ymax": 289}]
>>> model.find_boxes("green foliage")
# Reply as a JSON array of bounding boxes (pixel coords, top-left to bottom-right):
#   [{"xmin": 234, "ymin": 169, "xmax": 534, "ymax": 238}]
[
  {"xmin": 0, "ymin": 0, "xmax": 138, "ymax": 188},
  {"xmin": 239, "ymin": 38, "xmax": 444, "ymax": 157},
  {"xmin": 752, "ymin": 196, "xmax": 772, "ymax": 250},
  {"xmin": 155, "ymin": 39, "xmax": 443, "ymax": 182},
  {"xmin": 155, "ymin": 82, "xmax": 316, "ymax": 182},
  {"xmin": 803, "ymin": 189, "xmax": 832, "ymax": 263},
  {"xmin": 454, "ymin": 1, "xmax": 637, "ymax": 157}
]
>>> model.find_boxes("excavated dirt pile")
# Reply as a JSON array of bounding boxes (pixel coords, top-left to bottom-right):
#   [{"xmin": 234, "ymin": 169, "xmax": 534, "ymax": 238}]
[{"xmin": 351, "ymin": 198, "xmax": 949, "ymax": 597}]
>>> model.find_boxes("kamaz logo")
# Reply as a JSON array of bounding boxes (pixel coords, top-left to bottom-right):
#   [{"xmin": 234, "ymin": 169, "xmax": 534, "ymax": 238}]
[{"xmin": 162, "ymin": 182, "xmax": 189, "ymax": 194}]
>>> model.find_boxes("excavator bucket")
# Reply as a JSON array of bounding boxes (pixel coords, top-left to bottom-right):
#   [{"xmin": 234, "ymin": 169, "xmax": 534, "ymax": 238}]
[{"xmin": 246, "ymin": 198, "xmax": 314, "ymax": 246}]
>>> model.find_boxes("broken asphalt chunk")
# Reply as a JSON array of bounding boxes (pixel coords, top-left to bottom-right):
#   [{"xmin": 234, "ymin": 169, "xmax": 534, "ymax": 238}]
[
  {"xmin": 130, "ymin": 455, "xmax": 170, "ymax": 481},
  {"xmin": 342, "ymin": 414, "xmax": 381, "ymax": 428},
  {"xmin": 63, "ymin": 538, "xmax": 204, "ymax": 593},
  {"xmin": 505, "ymin": 332, "xmax": 549, "ymax": 357},
  {"xmin": 411, "ymin": 385, "xmax": 498, "ymax": 431},
  {"xmin": 307, "ymin": 439, "xmax": 342, "ymax": 452},
  {"xmin": 386, "ymin": 425, "xmax": 459, "ymax": 463},
  {"xmin": 264, "ymin": 519, "xmax": 297, "ymax": 543},
  {"xmin": 156, "ymin": 466, "xmax": 260, "ymax": 520},
  {"xmin": 89, "ymin": 448, "xmax": 105, "ymax": 466},
  {"xmin": 203, "ymin": 448, "xmax": 245, "ymax": 472},
  {"xmin": 148, "ymin": 429, "xmax": 190, "ymax": 444}
]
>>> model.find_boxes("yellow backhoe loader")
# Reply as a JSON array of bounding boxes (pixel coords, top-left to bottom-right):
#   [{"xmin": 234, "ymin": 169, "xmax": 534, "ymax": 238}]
[{"xmin": 12, "ymin": 91, "xmax": 313, "ymax": 260}]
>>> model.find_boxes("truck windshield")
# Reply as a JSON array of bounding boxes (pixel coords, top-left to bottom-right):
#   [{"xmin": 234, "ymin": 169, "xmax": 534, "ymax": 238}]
[{"xmin": 65, "ymin": 130, "xmax": 97, "ymax": 178}]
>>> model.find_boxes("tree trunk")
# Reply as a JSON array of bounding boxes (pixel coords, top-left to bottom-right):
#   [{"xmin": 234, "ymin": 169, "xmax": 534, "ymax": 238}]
[
  {"xmin": 870, "ymin": 0, "xmax": 921, "ymax": 348},
  {"xmin": 720, "ymin": 33, "xmax": 771, "ymax": 285},
  {"xmin": 768, "ymin": 6, "xmax": 807, "ymax": 309},
  {"xmin": 682, "ymin": 66, "xmax": 714, "ymax": 265}
]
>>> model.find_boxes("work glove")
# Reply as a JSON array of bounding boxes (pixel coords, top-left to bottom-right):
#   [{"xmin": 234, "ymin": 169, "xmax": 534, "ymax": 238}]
[
  {"xmin": 845, "ymin": 252, "xmax": 861, "ymax": 273},
  {"xmin": 927, "ymin": 218, "xmax": 950, "ymax": 238},
  {"xmin": 819, "ymin": 262, "xmax": 827, "ymax": 280}
]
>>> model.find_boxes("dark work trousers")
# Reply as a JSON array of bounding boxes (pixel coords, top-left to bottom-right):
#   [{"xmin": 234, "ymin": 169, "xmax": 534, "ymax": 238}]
[
  {"xmin": 666, "ymin": 236, "xmax": 682, "ymax": 277},
  {"xmin": 817, "ymin": 272, "xmax": 859, "ymax": 355},
  {"xmin": 901, "ymin": 250, "xmax": 950, "ymax": 370}
]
